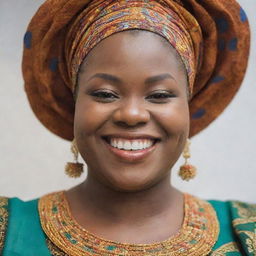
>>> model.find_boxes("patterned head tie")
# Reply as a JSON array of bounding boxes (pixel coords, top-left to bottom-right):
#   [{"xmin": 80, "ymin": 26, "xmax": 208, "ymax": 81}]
[
  {"xmin": 67, "ymin": 0, "xmax": 201, "ymax": 94},
  {"xmin": 22, "ymin": 0, "xmax": 250, "ymax": 140}
]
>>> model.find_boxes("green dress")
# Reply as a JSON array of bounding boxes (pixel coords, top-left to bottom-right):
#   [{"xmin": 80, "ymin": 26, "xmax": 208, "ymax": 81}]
[{"xmin": 0, "ymin": 192, "xmax": 255, "ymax": 256}]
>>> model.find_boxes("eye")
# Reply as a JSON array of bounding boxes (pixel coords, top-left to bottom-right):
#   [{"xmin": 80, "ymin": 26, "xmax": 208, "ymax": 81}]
[
  {"xmin": 89, "ymin": 90, "xmax": 119, "ymax": 102},
  {"xmin": 146, "ymin": 91, "xmax": 176, "ymax": 103}
]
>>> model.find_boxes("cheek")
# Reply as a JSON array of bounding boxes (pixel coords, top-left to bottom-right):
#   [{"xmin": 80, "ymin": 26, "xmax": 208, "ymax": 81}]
[
  {"xmin": 74, "ymin": 98, "xmax": 111, "ymax": 138},
  {"xmin": 152, "ymin": 100, "xmax": 190, "ymax": 137},
  {"xmin": 151, "ymin": 100, "xmax": 189, "ymax": 171}
]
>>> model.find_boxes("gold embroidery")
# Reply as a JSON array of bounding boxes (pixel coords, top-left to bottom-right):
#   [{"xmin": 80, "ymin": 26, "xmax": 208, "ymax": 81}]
[
  {"xmin": 0, "ymin": 197, "xmax": 8, "ymax": 254},
  {"xmin": 46, "ymin": 238, "xmax": 68, "ymax": 256},
  {"xmin": 245, "ymin": 235, "xmax": 256, "ymax": 254},
  {"xmin": 232, "ymin": 201, "xmax": 256, "ymax": 254},
  {"xmin": 211, "ymin": 242, "xmax": 239, "ymax": 255},
  {"xmin": 232, "ymin": 202, "xmax": 256, "ymax": 219},
  {"xmin": 232, "ymin": 201, "xmax": 256, "ymax": 228},
  {"xmin": 233, "ymin": 218, "xmax": 256, "ymax": 226},
  {"xmin": 39, "ymin": 192, "xmax": 219, "ymax": 256}
]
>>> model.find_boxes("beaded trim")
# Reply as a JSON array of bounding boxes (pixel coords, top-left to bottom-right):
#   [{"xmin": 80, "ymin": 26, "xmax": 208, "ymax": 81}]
[
  {"xmin": 0, "ymin": 197, "xmax": 8, "ymax": 254},
  {"xmin": 39, "ymin": 191, "xmax": 219, "ymax": 256}
]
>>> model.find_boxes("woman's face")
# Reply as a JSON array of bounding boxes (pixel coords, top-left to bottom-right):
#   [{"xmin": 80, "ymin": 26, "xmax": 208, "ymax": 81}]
[{"xmin": 75, "ymin": 31, "xmax": 190, "ymax": 192}]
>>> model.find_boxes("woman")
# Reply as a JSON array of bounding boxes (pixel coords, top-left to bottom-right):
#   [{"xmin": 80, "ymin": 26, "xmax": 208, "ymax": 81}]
[{"xmin": 0, "ymin": 0, "xmax": 255, "ymax": 255}]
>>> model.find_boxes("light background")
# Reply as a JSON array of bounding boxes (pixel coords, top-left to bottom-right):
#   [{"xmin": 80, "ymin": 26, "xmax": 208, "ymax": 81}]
[{"xmin": 0, "ymin": 0, "xmax": 255, "ymax": 202}]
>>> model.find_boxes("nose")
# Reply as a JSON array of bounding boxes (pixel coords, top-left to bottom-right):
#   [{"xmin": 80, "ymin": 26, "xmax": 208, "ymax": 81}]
[{"xmin": 112, "ymin": 98, "xmax": 150, "ymax": 127}]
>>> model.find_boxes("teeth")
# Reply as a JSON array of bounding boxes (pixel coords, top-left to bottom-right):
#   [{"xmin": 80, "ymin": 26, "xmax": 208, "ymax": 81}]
[
  {"xmin": 133, "ymin": 141, "xmax": 139, "ymax": 150},
  {"xmin": 117, "ymin": 140, "xmax": 122, "ymax": 149},
  {"xmin": 109, "ymin": 138, "xmax": 154, "ymax": 151},
  {"xmin": 124, "ymin": 141, "xmax": 131, "ymax": 150}
]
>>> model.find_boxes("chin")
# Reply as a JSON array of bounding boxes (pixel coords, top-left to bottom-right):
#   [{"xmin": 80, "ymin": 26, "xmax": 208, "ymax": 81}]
[{"xmin": 101, "ymin": 171, "xmax": 165, "ymax": 193}]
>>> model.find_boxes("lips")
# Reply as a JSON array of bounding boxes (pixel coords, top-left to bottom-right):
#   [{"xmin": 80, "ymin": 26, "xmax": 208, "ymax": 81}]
[{"xmin": 101, "ymin": 134, "xmax": 160, "ymax": 162}]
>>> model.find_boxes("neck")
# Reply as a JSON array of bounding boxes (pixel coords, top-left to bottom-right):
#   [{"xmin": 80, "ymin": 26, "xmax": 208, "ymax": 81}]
[{"xmin": 67, "ymin": 173, "xmax": 183, "ymax": 224}]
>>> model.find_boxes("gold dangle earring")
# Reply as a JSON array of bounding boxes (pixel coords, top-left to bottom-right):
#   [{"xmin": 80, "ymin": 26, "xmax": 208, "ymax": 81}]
[
  {"xmin": 65, "ymin": 139, "xmax": 84, "ymax": 178},
  {"xmin": 178, "ymin": 139, "xmax": 197, "ymax": 181}
]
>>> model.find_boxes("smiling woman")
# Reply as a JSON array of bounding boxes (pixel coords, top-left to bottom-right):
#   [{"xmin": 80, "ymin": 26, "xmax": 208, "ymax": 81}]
[
  {"xmin": 0, "ymin": 0, "xmax": 255, "ymax": 255},
  {"xmin": 74, "ymin": 31, "xmax": 189, "ymax": 192}
]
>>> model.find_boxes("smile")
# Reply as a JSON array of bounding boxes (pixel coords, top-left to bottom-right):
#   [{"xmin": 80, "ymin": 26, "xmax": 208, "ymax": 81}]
[
  {"xmin": 109, "ymin": 138, "xmax": 155, "ymax": 151},
  {"xmin": 102, "ymin": 136, "xmax": 160, "ymax": 162}
]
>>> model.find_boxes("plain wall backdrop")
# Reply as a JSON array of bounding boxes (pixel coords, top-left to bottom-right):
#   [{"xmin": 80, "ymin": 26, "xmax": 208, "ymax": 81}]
[{"xmin": 0, "ymin": 0, "xmax": 255, "ymax": 202}]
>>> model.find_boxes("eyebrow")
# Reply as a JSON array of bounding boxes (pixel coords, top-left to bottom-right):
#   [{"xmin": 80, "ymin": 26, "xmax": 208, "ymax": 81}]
[
  {"xmin": 145, "ymin": 73, "xmax": 176, "ymax": 85},
  {"xmin": 87, "ymin": 73, "xmax": 176, "ymax": 85},
  {"xmin": 87, "ymin": 73, "xmax": 122, "ymax": 84}
]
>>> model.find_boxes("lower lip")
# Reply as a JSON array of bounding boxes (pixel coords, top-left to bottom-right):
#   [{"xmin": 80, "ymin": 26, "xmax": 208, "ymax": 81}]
[{"xmin": 102, "ymin": 139, "xmax": 158, "ymax": 162}]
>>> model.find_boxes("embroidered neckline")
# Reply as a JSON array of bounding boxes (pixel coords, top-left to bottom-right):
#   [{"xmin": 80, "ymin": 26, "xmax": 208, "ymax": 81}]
[{"xmin": 39, "ymin": 191, "xmax": 219, "ymax": 256}]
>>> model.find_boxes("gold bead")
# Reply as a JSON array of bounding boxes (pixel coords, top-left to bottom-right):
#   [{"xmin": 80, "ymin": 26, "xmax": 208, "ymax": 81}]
[
  {"xmin": 183, "ymin": 152, "xmax": 191, "ymax": 158},
  {"xmin": 179, "ymin": 164, "xmax": 197, "ymax": 181}
]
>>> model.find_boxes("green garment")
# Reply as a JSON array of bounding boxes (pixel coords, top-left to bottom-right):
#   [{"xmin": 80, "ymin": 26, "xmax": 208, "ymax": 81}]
[
  {"xmin": 0, "ymin": 196, "xmax": 255, "ymax": 256},
  {"xmin": 1, "ymin": 198, "xmax": 51, "ymax": 256}
]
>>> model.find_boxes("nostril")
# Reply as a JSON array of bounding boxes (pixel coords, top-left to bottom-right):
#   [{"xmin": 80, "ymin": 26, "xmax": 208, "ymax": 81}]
[{"xmin": 115, "ymin": 120, "xmax": 148, "ymax": 129}]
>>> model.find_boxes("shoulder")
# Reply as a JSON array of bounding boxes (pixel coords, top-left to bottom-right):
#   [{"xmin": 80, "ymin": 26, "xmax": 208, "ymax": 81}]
[
  {"xmin": 4, "ymin": 196, "xmax": 39, "ymax": 231},
  {"xmin": 209, "ymin": 198, "xmax": 256, "ymax": 227},
  {"xmin": 0, "ymin": 196, "xmax": 51, "ymax": 256},
  {"xmin": 229, "ymin": 200, "xmax": 256, "ymax": 220},
  {"xmin": 208, "ymin": 198, "xmax": 256, "ymax": 255},
  {"xmin": 208, "ymin": 198, "xmax": 256, "ymax": 222},
  {"xmin": 0, "ymin": 196, "xmax": 39, "ymax": 255}
]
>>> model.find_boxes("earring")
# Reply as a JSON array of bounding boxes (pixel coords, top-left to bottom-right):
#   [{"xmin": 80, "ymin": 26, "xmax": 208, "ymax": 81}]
[
  {"xmin": 65, "ymin": 139, "xmax": 84, "ymax": 178},
  {"xmin": 178, "ymin": 139, "xmax": 197, "ymax": 181}
]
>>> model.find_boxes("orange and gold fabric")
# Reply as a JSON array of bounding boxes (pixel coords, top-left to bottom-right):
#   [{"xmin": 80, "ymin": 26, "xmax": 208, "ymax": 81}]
[{"xmin": 66, "ymin": 0, "xmax": 201, "ymax": 92}]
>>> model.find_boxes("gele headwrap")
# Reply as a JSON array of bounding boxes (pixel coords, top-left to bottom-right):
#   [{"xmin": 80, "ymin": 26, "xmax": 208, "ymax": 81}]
[
  {"xmin": 66, "ymin": 0, "xmax": 201, "ymax": 93},
  {"xmin": 22, "ymin": 0, "xmax": 250, "ymax": 140}
]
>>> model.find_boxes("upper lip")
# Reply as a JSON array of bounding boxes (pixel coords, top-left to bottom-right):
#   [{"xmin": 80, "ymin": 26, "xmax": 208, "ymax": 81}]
[{"xmin": 101, "ymin": 134, "xmax": 161, "ymax": 141}]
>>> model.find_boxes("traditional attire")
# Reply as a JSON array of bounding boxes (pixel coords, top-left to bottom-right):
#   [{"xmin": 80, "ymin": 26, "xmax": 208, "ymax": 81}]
[
  {"xmin": 1, "ymin": 193, "xmax": 256, "ymax": 255},
  {"xmin": 1, "ymin": 0, "xmax": 253, "ymax": 255}
]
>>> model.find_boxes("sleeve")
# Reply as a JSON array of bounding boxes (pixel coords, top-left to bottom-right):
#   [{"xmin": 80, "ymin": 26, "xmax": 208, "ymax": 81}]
[
  {"xmin": 0, "ymin": 197, "xmax": 9, "ymax": 255},
  {"xmin": 229, "ymin": 200, "xmax": 256, "ymax": 255}
]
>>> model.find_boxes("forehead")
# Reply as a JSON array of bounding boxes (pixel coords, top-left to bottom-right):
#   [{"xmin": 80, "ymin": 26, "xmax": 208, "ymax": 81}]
[{"xmin": 76, "ymin": 30, "xmax": 188, "ymax": 97}]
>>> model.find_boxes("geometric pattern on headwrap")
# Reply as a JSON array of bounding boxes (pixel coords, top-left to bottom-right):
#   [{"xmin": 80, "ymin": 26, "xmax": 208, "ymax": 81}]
[
  {"xmin": 22, "ymin": 0, "xmax": 250, "ymax": 140},
  {"xmin": 67, "ymin": 0, "xmax": 201, "ymax": 93}
]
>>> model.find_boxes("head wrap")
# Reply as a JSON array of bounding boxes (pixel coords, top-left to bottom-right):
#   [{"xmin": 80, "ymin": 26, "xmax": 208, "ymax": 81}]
[
  {"xmin": 67, "ymin": 0, "xmax": 201, "ymax": 93},
  {"xmin": 22, "ymin": 0, "xmax": 250, "ymax": 140}
]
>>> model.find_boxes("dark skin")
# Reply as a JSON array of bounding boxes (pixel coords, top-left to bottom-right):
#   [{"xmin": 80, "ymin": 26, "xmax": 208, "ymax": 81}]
[{"xmin": 66, "ymin": 31, "xmax": 190, "ymax": 244}]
